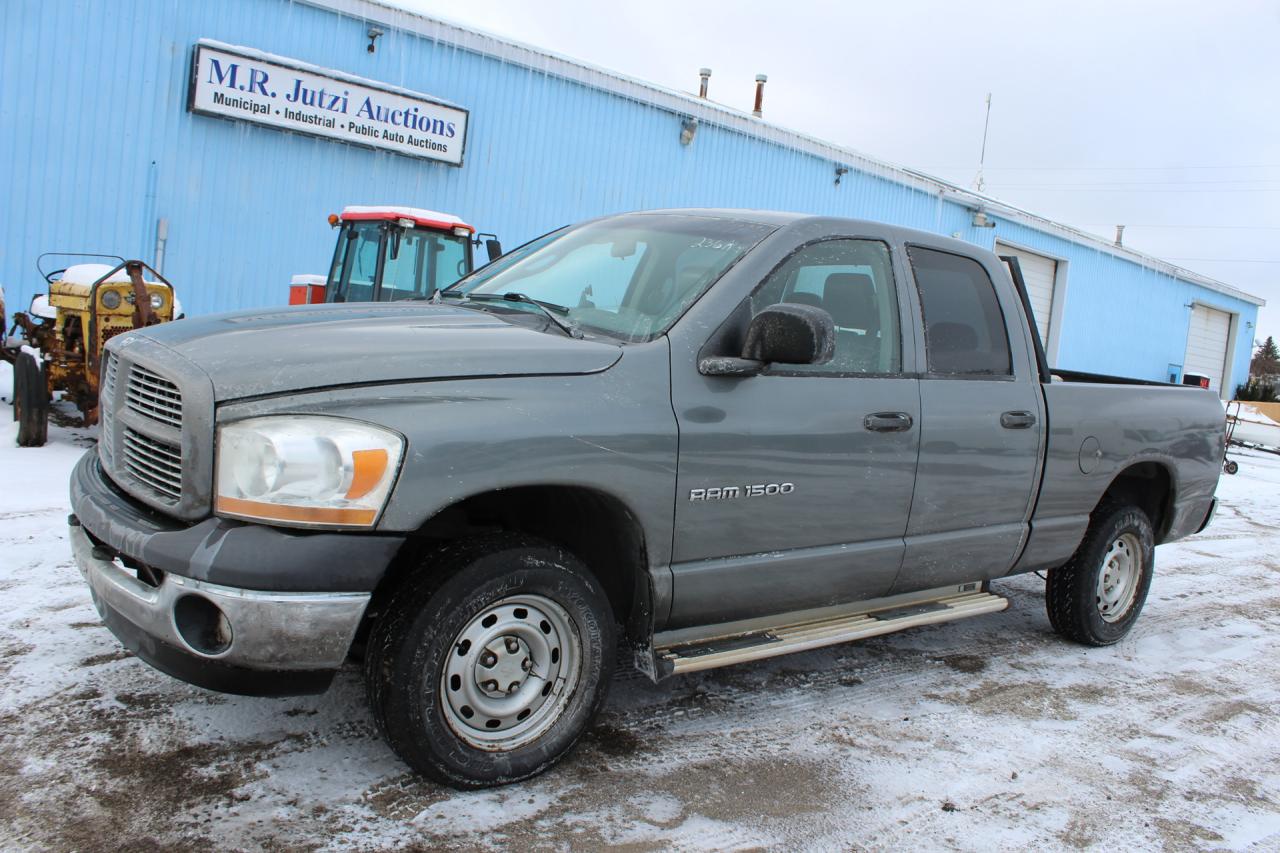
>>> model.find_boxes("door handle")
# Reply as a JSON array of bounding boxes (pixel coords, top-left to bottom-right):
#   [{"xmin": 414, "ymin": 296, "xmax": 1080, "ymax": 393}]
[
  {"xmin": 1000, "ymin": 410, "xmax": 1037, "ymax": 429},
  {"xmin": 863, "ymin": 412, "xmax": 914, "ymax": 433}
]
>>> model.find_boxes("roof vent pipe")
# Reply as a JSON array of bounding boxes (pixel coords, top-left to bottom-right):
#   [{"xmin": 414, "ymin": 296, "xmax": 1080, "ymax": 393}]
[
  {"xmin": 753, "ymin": 74, "xmax": 768, "ymax": 118},
  {"xmin": 1115, "ymin": 225, "xmax": 1125, "ymax": 247},
  {"xmin": 698, "ymin": 68, "xmax": 711, "ymax": 99}
]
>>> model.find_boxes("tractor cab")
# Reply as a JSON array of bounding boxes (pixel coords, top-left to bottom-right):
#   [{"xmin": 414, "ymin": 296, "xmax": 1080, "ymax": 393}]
[{"xmin": 309, "ymin": 206, "xmax": 500, "ymax": 305}]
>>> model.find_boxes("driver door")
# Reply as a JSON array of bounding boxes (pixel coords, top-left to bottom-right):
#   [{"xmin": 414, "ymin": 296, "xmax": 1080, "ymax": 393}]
[{"xmin": 668, "ymin": 238, "xmax": 921, "ymax": 629}]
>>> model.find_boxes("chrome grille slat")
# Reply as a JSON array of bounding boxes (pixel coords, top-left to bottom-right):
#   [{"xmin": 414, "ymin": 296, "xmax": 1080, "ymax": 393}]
[
  {"xmin": 123, "ymin": 451, "xmax": 182, "ymax": 484},
  {"xmin": 122, "ymin": 427, "xmax": 183, "ymax": 502},
  {"xmin": 128, "ymin": 384, "xmax": 181, "ymax": 404},
  {"xmin": 127, "ymin": 364, "xmax": 183, "ymax": 428},
  {"xmin": 129, "ymin": 378, "xmax": 181, "ymax": 400},
  {"xmin": 122, "ymin": 429, "xmax": 182, "ymax": 463},
  {"xmin": 122, "ymin": 438, "xmax": 183, "ymax": 471},
  {"xmin": 98, "ymin": 352, "xmax": 118, "ymax": 465},
  {"xmin": 126, "ymin": 403, "xmax": 182, "ymax": 428},
  {"xmin": 130, "ymin": 375, "xmax": 182, "ymax": 401}
]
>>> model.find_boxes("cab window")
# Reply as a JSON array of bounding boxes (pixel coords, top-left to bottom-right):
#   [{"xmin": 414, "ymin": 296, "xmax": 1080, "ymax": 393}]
[
  {"xmin": 751, "ymin": 239, "xmax": 901, "ymax": 375},
  {"xmin": 380, "ymin": 229, "xmax": 471, "ymax": 300},
  {"xmin": 908, "ymin": 247, "xmax": 1012, "ymax": 376}
]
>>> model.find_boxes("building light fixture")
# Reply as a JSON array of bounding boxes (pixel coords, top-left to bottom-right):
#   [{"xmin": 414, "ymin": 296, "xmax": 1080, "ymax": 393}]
[
  {"xmin": 971, "ymin": 208, "xmax": 996, "ymax": 228},
  {"xmin": 680, "ymin": 117, "xmax": 698, "ymax": 146}
]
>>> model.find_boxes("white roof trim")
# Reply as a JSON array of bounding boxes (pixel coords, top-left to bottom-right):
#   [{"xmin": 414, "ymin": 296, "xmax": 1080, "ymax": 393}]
[
  {"xmin": 301, "ymin": 0, "xmax": 1264, "ymax": 307},
  {"xmin": 341, "ymin": 205, "xmax": 470, "ymax": 227}
]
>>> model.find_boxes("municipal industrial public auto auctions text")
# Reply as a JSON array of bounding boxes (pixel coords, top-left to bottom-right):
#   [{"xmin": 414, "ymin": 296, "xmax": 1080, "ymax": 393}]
[{"xmin": 204, "ymin": 55, "xmax": 457, "ymax": 155}]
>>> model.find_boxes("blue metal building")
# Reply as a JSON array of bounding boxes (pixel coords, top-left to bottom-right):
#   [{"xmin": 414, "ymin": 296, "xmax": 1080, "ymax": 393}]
[{"xmin": 2, "ymin": 0, "xmax": 1263, "ymax": 396}]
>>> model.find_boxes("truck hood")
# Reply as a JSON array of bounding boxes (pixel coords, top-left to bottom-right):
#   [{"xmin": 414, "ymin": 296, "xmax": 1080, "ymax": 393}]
[{"xmin": 126, "ymin": 302, "xmax": 623, "ymax": 401}]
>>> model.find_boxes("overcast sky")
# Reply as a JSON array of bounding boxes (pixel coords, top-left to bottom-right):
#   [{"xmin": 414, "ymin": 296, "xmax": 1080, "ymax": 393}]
[{"xmin": 396, "ymin": 0, "xmax": 1280, "ymax": 345}]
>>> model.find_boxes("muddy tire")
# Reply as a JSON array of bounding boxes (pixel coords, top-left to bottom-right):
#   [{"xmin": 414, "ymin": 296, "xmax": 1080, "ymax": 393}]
[
  {"xmin": 1046, "ymin": 502, "xmax": 1154, "ymax": 646},
  {"xmin": 364, "ymin": 534, "xmax": 615, "ymax": 788},
  {"xmin": 14, "ymin": 351, "xmax": 49, "ymax": 447}
]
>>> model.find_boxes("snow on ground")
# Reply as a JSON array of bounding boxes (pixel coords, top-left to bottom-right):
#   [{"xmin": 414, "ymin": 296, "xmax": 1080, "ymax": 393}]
[{"xmin": 1, "ymin": 366, "xmax": 1278, "ymax": 850}]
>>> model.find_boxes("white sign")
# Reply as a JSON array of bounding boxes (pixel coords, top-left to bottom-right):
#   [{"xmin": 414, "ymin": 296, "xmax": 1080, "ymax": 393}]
[{"xmin": 188, "ymin": 41, "xmax": 468, "ymax": 166}]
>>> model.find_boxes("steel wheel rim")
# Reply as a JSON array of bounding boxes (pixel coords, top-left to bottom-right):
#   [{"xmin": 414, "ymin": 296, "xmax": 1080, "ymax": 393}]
[
  {"xmin": 1096, "ymin": 532, "xmax": 1141, "ymax": 623},
  {"xmin": 439, "ymin": 594, "xmax": 581, "ymax": 751}
]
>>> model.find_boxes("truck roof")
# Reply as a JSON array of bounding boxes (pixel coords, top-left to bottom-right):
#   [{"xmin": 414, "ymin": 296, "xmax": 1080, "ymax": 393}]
[
  {"xmin": 341, "ymin": 205, "xmax": 475, "ymax": 234},
  {"xmin": 633, "ymin": 208, "xmax": 989, "ymax": 257}
]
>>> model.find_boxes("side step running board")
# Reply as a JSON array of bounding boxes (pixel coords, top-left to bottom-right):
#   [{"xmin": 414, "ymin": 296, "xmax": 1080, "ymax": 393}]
[{"xmin": 656, "ymin": 591, "xmax": 1008, "ymax": 676}]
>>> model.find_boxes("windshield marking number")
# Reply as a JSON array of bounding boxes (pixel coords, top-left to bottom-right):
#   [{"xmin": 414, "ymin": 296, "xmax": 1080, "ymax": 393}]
[{"xmin": 689, "ymin": 237, "xmax": 742, "ymax": 252}]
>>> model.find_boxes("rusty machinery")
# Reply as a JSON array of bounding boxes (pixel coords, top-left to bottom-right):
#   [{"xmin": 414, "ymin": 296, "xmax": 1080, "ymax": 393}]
[{"xmin": 4, "ymin": 254, "xmax": 177, "ymax": 447}]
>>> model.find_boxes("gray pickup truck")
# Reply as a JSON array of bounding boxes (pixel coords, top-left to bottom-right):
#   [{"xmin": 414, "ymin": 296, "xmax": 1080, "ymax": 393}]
[{"xmin": 69, "ymin": 210, "xmax": 1225, "ymax": 788}]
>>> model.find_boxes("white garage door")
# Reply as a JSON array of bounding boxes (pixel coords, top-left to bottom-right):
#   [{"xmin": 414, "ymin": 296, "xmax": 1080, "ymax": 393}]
[
  {"xmin": 1184, "ymin": 304, "xmax": 1232, "ymax": 395},
  {"xmin": 995, "ymin": 243, "xmax": 1056, "ymax": 343}
]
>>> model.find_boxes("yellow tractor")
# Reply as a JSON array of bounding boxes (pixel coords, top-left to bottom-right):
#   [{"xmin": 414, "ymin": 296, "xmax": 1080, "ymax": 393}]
[{"xmin": 4, "ymin": 255, "xmax": 177, "ymax": 447}]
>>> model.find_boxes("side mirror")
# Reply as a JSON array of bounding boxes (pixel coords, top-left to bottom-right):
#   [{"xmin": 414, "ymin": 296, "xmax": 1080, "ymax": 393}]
[
  {"xmin": 485, "ymin": 239, "xmax": 503, "ymax": 263},
  {"xmin": 699, "ymin": 303, "xmax": 836, "ymax": 376}
]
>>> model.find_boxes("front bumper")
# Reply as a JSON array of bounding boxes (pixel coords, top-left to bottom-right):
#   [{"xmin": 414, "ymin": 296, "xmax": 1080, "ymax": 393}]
[
  {"xmin": 72, "ymin": 522, "xmax": 368, "ymax": 695},
  {"xmin": 69, "ymin": 450, "xmax": 404, "ymax": 696}
]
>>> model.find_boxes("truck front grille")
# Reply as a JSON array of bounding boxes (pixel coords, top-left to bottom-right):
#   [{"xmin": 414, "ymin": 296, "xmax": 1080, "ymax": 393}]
[
  {"xmin": 122, "ymin": 427, "xmax": 183, "ymax": 502},
  {"xmin": 97, "ymin": 342, "xmax": 211, "ymax": 520},
  {"xmin": 126, "ymin": 364, "xmax": 183, "ymax": 428}
]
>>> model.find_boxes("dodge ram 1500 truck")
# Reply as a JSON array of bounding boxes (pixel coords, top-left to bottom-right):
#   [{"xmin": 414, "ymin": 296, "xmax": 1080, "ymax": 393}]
[{"xmin": 70, "ymin": 210, "xmax": 1224, "ymax": 788}]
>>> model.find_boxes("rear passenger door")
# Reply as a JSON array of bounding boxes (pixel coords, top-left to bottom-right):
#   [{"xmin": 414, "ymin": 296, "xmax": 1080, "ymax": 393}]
[{"xmin": 894, "ymin": 246, "xmax": 1044, "ymax": 593}]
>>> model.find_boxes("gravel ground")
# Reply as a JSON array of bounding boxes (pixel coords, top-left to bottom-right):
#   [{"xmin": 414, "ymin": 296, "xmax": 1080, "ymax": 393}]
[{"xmin": 2, "ymin": 362, "xmax": 1279, "ymax": 850}]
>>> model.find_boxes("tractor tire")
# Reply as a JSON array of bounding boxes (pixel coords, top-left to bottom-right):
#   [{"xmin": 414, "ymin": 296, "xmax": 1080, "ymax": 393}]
[{"xmin": 14, "ymin": 351, "xmax": 49, "ymax": 447}]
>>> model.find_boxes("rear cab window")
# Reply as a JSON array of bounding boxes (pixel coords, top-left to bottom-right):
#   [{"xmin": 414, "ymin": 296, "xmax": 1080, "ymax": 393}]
[{"xmin": 907, "ymin": 247, "xmax": 1012, "ymax": 377}]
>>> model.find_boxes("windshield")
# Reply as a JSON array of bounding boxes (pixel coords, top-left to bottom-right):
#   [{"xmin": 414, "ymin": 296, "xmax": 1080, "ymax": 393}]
[
  {"xmin": 327, "ymin": 221, "xmax": 472, "ymax": 302},
  {"xmin": 447, "ymin": 214, "xmax": 773, "ymax": 342}
]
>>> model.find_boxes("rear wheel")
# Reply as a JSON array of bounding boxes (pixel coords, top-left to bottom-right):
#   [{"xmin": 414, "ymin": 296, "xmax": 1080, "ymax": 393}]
[
  {"xmin": 13, "ymin": 351, "xmax": 48, "ymax": 447},
  {"xmin": 364, "ymin": 535, "xmax": 615, "ymax": 788},
  {"xmin": 1046, "ymin": 502, "xmax": 1154, "ymax": 645}
]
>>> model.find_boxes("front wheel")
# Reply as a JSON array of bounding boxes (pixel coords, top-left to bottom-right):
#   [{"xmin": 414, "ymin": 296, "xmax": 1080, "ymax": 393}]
[
  {"xmin": 1046, "ymin": 502, "xmax": 1155, "ymax": 646},
  {"xmin": 364, "ymin": 535, "xmax": 615, "ymax": 788}
]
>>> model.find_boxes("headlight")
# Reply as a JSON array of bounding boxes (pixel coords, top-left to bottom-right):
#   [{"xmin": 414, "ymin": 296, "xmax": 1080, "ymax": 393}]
[
  {"xmin": 150, "ymin": 292, "xmax": 164, "ymax": 309},
  {"xmin": 215, "ymin": 416, "xmax": 404, "ymax": 528},
  {"xmin": 101, "ymin": 289, "xmax": 121, "ymax": 309}
]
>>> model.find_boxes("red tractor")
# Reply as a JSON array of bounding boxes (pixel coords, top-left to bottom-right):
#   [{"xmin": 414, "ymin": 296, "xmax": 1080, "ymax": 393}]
[{"xmin": 291, "ymin": 206, "xmax": 502, "ymax": 305}]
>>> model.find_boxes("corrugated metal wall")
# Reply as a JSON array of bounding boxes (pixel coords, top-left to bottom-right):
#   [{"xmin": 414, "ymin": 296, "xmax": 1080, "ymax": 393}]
[{"xmin": 0, "ymin": 0, "xmax": 1259, "ymax": 391}]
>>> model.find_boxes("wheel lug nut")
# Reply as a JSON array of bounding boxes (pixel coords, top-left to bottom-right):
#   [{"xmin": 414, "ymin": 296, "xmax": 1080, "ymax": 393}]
[
  {"xmin": 484, "ymin": 680, "xmax": 499, "ymax": 692},
  {"xmin": 505, "ymin": 637, "xmax": 519, "ymax": 654},
  {"xmin": 507, "ymin": 682, "xmax": 520, "ymax": 694},
  {"xmin": 521, "ymin": 658, "xmax": 531, "ymax": 672},
  {"xmin": 481, "ymin": 653, "xmax": 496, "ymax": 667}
]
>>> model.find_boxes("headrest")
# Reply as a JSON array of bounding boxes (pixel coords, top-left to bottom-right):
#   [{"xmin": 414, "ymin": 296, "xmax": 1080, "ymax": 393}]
[
  {"xmin": 785, "ymin": 291, "xmax": 824, "ymax": 309},
  {"xmin": 823, "ymin": 273, "xmax": 878, "ymax": 333}
]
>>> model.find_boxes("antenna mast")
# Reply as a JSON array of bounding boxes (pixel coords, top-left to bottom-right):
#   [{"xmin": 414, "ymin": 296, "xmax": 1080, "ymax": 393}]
[{"xmin": 973, "ymin": 92, "xmax": 992, "ymax": 192}]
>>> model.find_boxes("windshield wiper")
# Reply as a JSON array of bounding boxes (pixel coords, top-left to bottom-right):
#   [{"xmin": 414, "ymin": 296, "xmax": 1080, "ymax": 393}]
[{"xmin": 446, "ymin": 291, "xmax": 582, "ymax": 339}]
